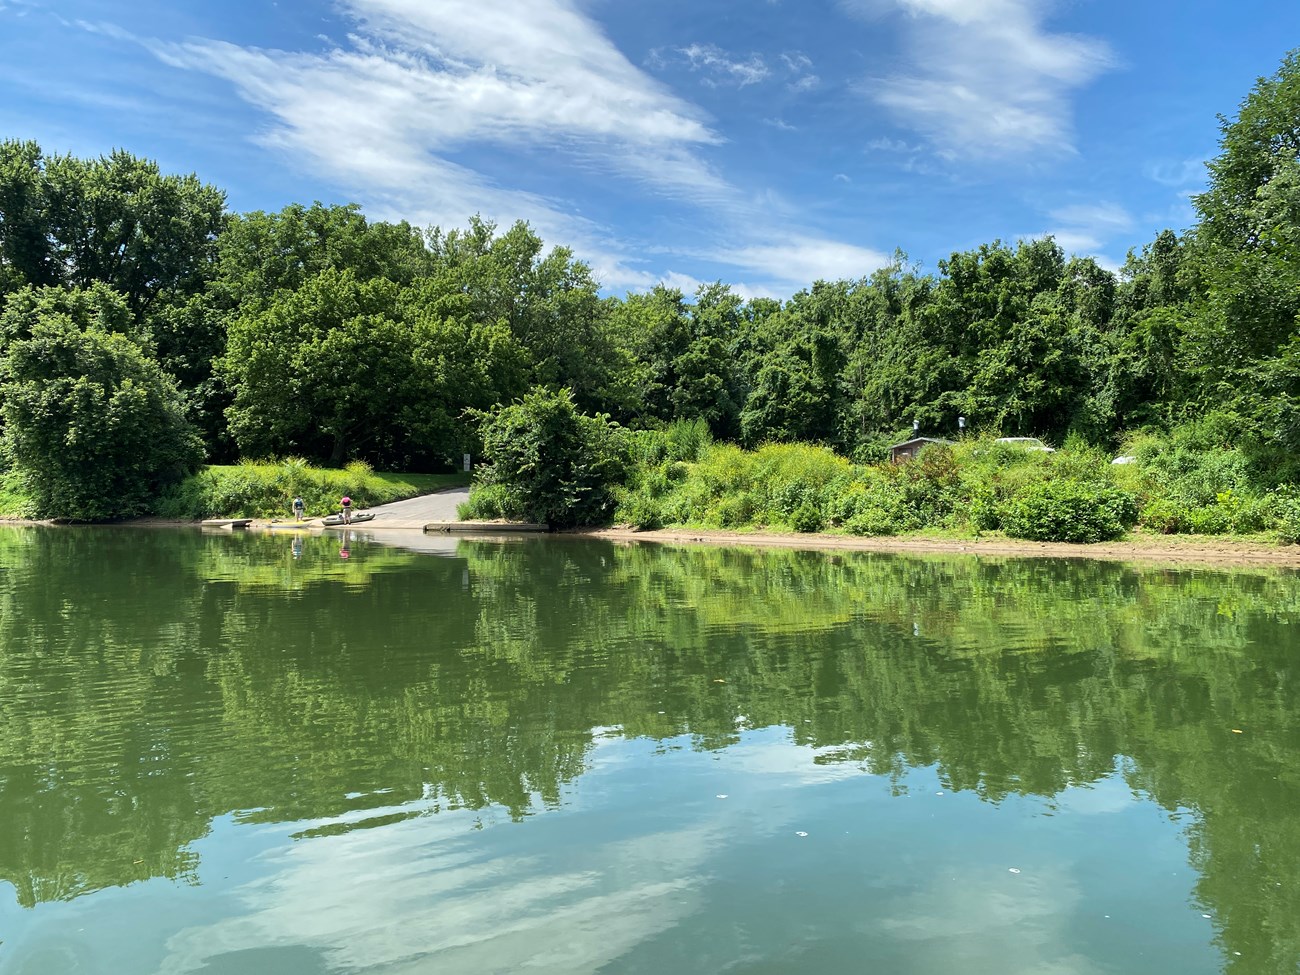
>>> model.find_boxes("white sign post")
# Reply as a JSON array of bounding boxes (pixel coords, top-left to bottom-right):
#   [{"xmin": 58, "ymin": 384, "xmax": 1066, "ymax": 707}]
[{"xmin": 463, "ymin": 453, "xmax": 471, "ymax": 472}]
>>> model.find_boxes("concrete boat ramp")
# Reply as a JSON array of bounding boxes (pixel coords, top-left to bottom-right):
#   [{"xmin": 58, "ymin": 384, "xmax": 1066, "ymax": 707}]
[{"xmin": 248, "ymin": 487, "xmax": 547, "ymax": 534}]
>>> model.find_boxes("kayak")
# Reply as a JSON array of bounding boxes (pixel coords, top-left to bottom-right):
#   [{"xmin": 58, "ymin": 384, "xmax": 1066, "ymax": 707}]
[{"xmin": 321, "ymin": 511, "xmax": 375, "ymax": 527}]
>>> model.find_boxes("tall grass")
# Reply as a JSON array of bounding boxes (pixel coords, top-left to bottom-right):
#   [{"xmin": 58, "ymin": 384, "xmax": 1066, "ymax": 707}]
[
  {"xmin": 616, "ymin": 437, "xmax": 1142, "ymax": 541},
  {"xmin": 614, "ymin": 428, "xmax": 1300, "ymax": 541},
  {"xmin": 155, "ymin": 458, "xmax": 461, "ymax": 520}
]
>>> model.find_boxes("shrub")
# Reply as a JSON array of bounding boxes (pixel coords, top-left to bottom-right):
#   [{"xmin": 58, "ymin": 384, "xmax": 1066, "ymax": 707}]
[
  {"xmin": 458, "ymin": 482, "xmax": 519, "ymax": 521},
  {"xmin": 618, "ymin": 492, "xmax": 663, "ymax": 530},
  {"xmin": 845, "ymin": 508, "xmax": 897, "ymax": 536},
  {"xmin": 467, "ymin": 387, "xmax": 628, "ymax": 528},
  {"xmin": 709, "ymin": 493, "xmax": 758, "ymax": 528},
  {"xmin": 1276, "ymin": 493, "xmax": 1300, "ymax": 544},
  {"xmin": 790, "ymin": 501, "xmax": 824, "ymax": 533},
  {"xmin": 1002, "ymin": 480, "xmax": 1139, "ymax": 543},
  {"xmin": 663, "ymin": 418, "xmax": 713, "ymax": 463},
  {"xmin": 2, "ymin": 319, "xmax": 203, "ymax": 520},
  {"xmin": 1140, "ymin": 498, "xmax": 1190, "ymax": 534},
  {"xmin": 1186, "ymin": 505, "xmax": 1230, "ymax": 535}
]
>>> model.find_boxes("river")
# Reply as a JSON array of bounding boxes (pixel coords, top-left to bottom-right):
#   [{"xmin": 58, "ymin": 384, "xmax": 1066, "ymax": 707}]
[{"xmin": 0, "ymin": 526, "xmax": 1296, "ymax": 974}]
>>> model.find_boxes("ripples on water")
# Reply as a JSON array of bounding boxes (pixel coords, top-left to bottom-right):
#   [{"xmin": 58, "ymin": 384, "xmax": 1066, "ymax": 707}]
[{"xmin": 0, "ymin": 527, "xmax": 1297, "ymax": 974}]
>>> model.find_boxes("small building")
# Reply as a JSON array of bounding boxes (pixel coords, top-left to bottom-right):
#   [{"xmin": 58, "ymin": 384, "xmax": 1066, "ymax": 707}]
[{"xmin": 889, "ymin": 436, "xmax": 952, "ymax": 464}]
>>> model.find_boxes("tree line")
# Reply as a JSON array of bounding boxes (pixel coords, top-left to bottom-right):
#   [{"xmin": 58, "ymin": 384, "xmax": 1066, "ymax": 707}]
[{"xmin": 2, "ymin": 50, "xmax": 1299, "ymax": 518}]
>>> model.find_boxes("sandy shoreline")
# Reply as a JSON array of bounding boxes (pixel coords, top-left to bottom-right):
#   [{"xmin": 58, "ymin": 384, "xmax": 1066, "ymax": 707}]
[
  {"xmin": 5, "ymin": 516, "xmax": 1300, "ymax": 567},
  {"xmin": 578, "ymin": 526, "xmax": 1300, "ymax": 567}
]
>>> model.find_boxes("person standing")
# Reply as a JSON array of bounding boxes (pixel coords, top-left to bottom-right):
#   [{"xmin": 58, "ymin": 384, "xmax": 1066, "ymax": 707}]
[
  {"xmin": 340, "ymin": 495, "xmax": 352, "ymax": 525},
  {"xmin": 292, "ymin": 496, "xmax": 305, "ymax": 521}
]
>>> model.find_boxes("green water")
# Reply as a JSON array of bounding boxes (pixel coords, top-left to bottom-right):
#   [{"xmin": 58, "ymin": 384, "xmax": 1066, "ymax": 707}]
[{"xmin": 0, "ymin": 527, "xmax": 1297, "ymax": 975}]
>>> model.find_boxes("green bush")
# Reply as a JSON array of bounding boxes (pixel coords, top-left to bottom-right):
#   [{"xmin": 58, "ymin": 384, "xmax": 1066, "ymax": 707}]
[
  {"xmin": 790, "ymin": 501, "xmax": 824, "ymax": 533},
  {"xmin": 709, "ymin": 493, "xmax": 758, "ymax": 528},
  {"xmin": 1002, "ymin": 480, "xmax": 1139, "ymax": 543},
  {"xmin": 845, "ymin": 507, "xmax": 897, "ymax": 536},
  {"xmin": 617, "ymin": 491, "xmax": 663, "ymax": 530},
  {"xmin": 1140, "ymin": 498, "xmax": 1190, "ymax": 534},
  {"xmin": 2, "ymin": 318, "xmax": 203, "ymax": 520},
  {"xmin": 1275, "ymin": 493, "xmax": 1300, "ymax": 544},
  {"xmin": 467, "ymin": 387, "xmax": 629, "ymax": 528},
  {"xmin": 458, "ymin": 482, "xmax": 517, "ymax": 521},
  {"xmin": 1186, "ymin": 505, "xmax": 1230, "ymax": 535}
]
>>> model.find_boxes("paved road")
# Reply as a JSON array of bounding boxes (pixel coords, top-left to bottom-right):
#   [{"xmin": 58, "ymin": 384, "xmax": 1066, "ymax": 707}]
[{"xmin": 350, "ymin": 486, "xmax": 469, "ymax": 529}]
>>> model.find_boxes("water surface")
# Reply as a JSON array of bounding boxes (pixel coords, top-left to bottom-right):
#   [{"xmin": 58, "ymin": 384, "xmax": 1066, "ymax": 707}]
[{"xmin": 0, "ymin": 527, "xmax": 1297, "ymax": 974}]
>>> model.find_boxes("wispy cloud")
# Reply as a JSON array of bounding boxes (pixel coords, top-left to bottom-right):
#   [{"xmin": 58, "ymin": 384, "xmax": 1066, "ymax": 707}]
[
  {"xmin": 780, "ymin": 51, "xmax": 819, "ymax": 92},
  {"xmin": 95, "ymin": 0, "xmax": 886, "ymax": 294},
  {"xmin": 137, "ymin": 0, "xmax": 739, "ymax": 287},
  {"xmin": 1146, "ymin": 157, "xmax": 1206, "ymax": 189},
  {"xmin": 843, "ymin": 0, "xmax": 1114, "ymax": 158},
  {"xmin": 677, "ymin": 42, "xmax": 770, "ymax": 87},
  {"xmin": 1036, "ymin": 200, "xmax": 1134, "ymax": 261},
  {"xmin": 710, "ymin": 235, "xmax": 892, "ymax": 286}
]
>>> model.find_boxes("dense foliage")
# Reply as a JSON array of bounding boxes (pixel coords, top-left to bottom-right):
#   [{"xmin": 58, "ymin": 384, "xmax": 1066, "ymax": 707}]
[
  {"xmin": 0, "ymin": 290, "xmax": 202, "ymax": 520},
  {"xmin": 3, "ymin": 49, "xmax": 1300, "ymax": 524},
  {"xmin": 461, "ymin": 387, "xmax": 629, "ymax": 527}
]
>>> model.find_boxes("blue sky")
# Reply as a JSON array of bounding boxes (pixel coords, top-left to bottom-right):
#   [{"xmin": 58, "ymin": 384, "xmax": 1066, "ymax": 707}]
[{"xmin": 1, "ymin": 0, "xmax": 1297, "ymax": 297}]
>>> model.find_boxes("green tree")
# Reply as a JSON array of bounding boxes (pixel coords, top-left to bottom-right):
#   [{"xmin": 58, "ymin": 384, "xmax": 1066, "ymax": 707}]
[
  {"xmin": 0, "ymin": 141, "xmax": 226, "ymax": 315},
  {"xmin": 1, "ymin": 307, "xmax": 202, "ymax": 519},
  {"xmin": 468, "ymin": 386, "xmax": 629, "ymax": 527},
  {"xmin": 1184, "ymin": 50, "xmax": 1300, "ymax": 450},
  {"xmin": 221, "ymin": 269, "xmax": 528, "ymax": 468},
  {"xmin": 608, "ymin": 283, "xmax": 745, "ymax": 435},
  {"xmin": 424, "ymin": 217, "xmax": 620, "ymax": 411}
]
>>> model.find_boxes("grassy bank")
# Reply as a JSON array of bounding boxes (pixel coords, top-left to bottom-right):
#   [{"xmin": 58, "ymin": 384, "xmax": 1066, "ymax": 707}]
[
  {"xmin": 156, "ymin": 459, "xmax": 468, "ymax": 520},
  {"xmin": 0, "ymin": 459, "xmax": 469, "ymax": 521},
  {"xmin": 609, "ymin": 423, "xmax": 1300, "ymax": 545}
]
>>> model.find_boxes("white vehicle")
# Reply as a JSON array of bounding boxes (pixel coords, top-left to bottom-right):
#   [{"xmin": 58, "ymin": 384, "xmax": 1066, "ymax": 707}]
[{"xmin": 994, "ymin": 437, "xmax": 1055, "ymax": 452}]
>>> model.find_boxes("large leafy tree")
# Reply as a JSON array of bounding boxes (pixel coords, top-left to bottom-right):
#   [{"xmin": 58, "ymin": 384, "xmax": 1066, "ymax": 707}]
[
  {"xmin": 221, "ymin": 269, "xmax": 528, "ymax": 468},
  {"xmin": 182, "ymin": 202, "xmax": 434, "ymax": 460},
  {"xmin": 213, "ymin": 202, "xmax": 430, "ymax": 304},
  {"xmin": 424, "ymin": 217, "xmax": 621, "ymax": 411},
  {"xmin": 0, "ymin": 141, "xmax": 226, "ymax": 315},
  {"xmin": 608, "ymin": 283, "xmax": 746, "ymax": 436},
  {"xmin": 1181, "ymin": 50, "xmax": 1300, "ymax": 450},
  {"xmin": 0, "ymin": 294, "xmax": 203, "ymax": 520}
]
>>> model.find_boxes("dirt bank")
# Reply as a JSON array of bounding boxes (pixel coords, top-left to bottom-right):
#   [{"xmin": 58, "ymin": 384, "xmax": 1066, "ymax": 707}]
[{"xmin": 580, "ymin": 526, "xmax": 1300, "ymax": 568}]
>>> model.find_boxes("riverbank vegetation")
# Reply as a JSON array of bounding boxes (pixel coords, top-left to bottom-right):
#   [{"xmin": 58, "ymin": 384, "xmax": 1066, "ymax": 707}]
[
  {"xmin": 3, "ymin": 51, "xmax": 1300, "ymax": 536},
  {"xmin": 608, "ymin": 418, "xmax": 1300, "ymax": 543},
  {"xmin": 153, "ymin": 460, "xmax": 467, "ymax": 521}
]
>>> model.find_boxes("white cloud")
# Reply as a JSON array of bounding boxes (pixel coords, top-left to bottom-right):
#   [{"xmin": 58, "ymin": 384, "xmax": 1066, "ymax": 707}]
[
  {"xmin": 1020, "ymin": 200, "xmax": 1131, "ymax": 268},
  {"xmin": 866, "ymin": 136, "xmax": 919, "ymax": 153},
  {"xmin": 844, "ymin": 0, "xmax": 1114, "ymax": 158},
  {"xmin": 1048, "ymin": 201, "xmax": 1134, "ymax": 236},
  {"xmin": 679, "ymin": 42, "xmax": 770, "ymax": 87},
  {"xmin": 115, "ymin": 0, "xmax": 885, "ymax": 293},
  {"xmin": 782, "ymin": 52, "xmax": 811, "ymax": 71},
  {"xmin": 711, "ymin": 235, "xmax": 892, "ymax": 285},
  {"xmin": 139, "ymin": 1, "xmax": 738, "ymax": 289},
  {"xmin": 1041, "ymin": 200, "xmax": 1133, "ymax": 255},
  {"xmin": 780, "ymin": 51, "xmax": 819, "ymax": 91},
  {"xmin": 1147, "ymin": 157, "xmax": 1207, "ymax": 188}
]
